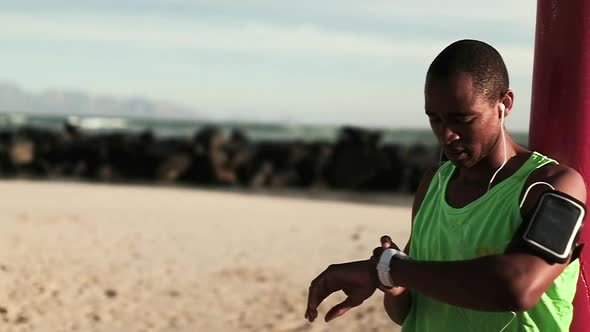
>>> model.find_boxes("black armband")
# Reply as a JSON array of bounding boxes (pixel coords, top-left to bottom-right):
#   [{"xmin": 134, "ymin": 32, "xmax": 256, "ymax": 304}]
[{"xmin": 521, "ymin": 190, "xmax": 586, "ymax": 264}]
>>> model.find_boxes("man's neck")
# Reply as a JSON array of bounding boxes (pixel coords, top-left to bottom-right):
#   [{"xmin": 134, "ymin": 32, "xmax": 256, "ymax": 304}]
[{"xmin": 456, "ymin": 134, "xmax": 521, "ymax": 184}]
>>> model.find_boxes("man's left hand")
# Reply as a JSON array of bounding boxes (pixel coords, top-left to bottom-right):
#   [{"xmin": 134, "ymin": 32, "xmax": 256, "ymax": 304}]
[{"xmin": 305, "ymin": 259, "xmax": 379, "ymax": 322}]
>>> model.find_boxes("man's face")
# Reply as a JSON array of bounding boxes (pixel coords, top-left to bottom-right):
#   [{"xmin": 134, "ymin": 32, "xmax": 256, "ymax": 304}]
[{"xmin": 425, "ymin": 72, "xmax": 502, "ymax": 168}]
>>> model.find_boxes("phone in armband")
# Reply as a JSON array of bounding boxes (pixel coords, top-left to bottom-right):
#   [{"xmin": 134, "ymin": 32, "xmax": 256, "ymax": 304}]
[{"xmin": 522, "ymin": 190, "xmax": 586, "ymax": 264}]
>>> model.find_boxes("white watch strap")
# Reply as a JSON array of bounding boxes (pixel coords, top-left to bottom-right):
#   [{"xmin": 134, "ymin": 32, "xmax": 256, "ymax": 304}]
[{"xmin": 376, "ymin": 248, "xmax": 408, "ymax": 288}]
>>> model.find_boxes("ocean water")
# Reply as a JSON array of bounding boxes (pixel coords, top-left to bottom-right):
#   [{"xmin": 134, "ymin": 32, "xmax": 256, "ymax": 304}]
[{"xmin": 0, "ymin": 113, "xmax": 529, "ymax": 146}]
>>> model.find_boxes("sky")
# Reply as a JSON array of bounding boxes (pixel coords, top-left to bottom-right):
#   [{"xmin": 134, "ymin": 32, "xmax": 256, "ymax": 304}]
[{"xmin": 1, "ymin": 1, "xmax": 538, "ymax": 131}]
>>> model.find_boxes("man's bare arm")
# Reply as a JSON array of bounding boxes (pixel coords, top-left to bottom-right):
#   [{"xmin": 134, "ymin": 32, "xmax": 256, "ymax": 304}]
[{"xmin": 388, "ymin": 166, "xmax": 586, "ymax": 312}]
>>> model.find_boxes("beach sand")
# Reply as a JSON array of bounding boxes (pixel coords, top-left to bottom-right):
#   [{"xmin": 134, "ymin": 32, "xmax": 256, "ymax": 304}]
[{"xmin": 0, "ymin": 180, "xmax": 411, "ymax": 332}]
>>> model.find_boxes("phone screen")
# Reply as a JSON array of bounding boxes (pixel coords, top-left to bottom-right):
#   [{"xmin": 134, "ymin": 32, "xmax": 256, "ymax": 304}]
[{"xmin": 526, "ymin": 194, "xmax": 583, "ymax": 255}]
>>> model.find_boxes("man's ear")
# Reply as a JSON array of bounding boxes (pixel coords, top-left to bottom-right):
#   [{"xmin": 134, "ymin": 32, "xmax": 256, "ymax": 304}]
[{"xmin": 500, "ymin": 89, "xmax": 515, "ymax": 119}]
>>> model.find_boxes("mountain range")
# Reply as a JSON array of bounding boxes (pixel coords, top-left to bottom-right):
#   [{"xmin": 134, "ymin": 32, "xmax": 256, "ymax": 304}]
[{"xmin": 0, "ymin": 81, "xmax": 202, "ymax": 120}]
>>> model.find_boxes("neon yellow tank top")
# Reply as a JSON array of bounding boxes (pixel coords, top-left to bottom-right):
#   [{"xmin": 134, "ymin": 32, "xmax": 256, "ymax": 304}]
[{"xmin": 402, "ymin": 152, "xmax": 579, "ymax": 332}]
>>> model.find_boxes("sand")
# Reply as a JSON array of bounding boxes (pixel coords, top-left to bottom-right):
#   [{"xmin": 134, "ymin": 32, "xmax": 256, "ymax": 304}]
[{"xmin": 0, "ymin": 180, "xmax": 411, "ymax": 332}]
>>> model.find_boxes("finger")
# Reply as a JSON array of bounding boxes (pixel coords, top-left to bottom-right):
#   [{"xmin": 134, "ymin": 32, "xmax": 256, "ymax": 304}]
[
  {"xmin": 377, "ymin": 284, "xmax": 391, "ymax": 293},
  {"xmin": 378, "ymin": 284, "xmax": 406, "ymax": 296},
  {"xmin": 325, "ymin": 297, "xmax": 362, "ymax": 322},
  {"xmin": 305, "ymin": 283, "xmax": 321, "ymax": 322},
  {"xmin": 372, "ymin": 246, "xmax": 384, "ymax": 259},
  {"xmin": 380, "ymin": 235, "xmax": 392, "ymax": 248},
  {"xmin": 304, "ymin": 307, "xmax": 317, "ymax": 322},
  {"xmin": 305, "ymin": 271, "xmax": 336, "ymax": 322}
]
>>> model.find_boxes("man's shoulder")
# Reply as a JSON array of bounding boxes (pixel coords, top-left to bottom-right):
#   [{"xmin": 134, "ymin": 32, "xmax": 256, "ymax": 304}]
[
  {"xmin": 417, "ymin": 163, "xmax": 446, "ymax": 195},
  {"xmin": 528, "ymin": 162, "xmax": 584, "ymax": 187},
  {"xmin": 521, "ymin": 160, "xmax": 586, "ymax": 214},
  {"xmin": 411, "ymin": 164, "xmax": 443, "ymax": 220},
  {"xmin": 422, "ymin": 164, "xmax": 442, "ymax": 182}
]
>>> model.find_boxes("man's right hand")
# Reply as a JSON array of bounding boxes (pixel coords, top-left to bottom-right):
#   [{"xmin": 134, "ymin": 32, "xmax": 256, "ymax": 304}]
[
  {"xmin": 372, "ymin": 235, "xmax": 398, "ymax": 257},
  {"xmin": 373, "ymin": 235, "xmax": 407, "ymax": 296}
]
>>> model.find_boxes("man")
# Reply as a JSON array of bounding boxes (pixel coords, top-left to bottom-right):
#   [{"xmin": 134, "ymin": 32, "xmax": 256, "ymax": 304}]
[{"xmin": 304, "ymin": 40, "xmax": 586, "ymax": 331}]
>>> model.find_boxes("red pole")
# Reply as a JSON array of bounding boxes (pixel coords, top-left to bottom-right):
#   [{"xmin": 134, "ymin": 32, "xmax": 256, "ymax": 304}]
[{"xmin": 529, "ymin": 1, "xmax": 590, "ymax": 330}]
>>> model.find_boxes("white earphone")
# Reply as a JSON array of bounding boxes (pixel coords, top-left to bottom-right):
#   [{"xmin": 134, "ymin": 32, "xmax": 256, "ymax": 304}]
[{"xmin": 499, "ymin": 103, "xmax": 506, "ymax": 124}]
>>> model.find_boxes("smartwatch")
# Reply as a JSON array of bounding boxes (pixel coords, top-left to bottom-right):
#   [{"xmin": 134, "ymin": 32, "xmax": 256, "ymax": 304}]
[{"xmin": 376, "ymin": 248, "xmax": 409, "ymax": 288}]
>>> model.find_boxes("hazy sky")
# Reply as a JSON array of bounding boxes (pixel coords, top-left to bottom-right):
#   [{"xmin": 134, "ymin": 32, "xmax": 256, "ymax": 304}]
[{"xmin": 1, "ymin": 1, "xmax": 538, "ymax": 131}]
